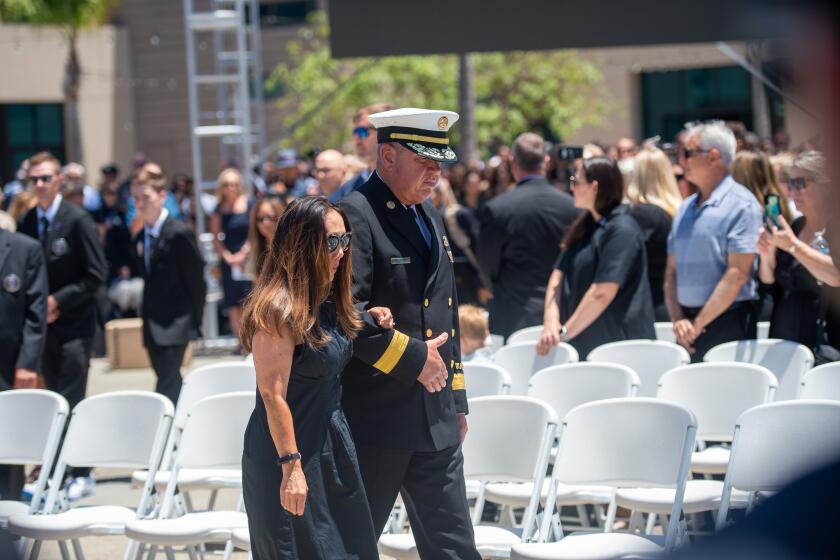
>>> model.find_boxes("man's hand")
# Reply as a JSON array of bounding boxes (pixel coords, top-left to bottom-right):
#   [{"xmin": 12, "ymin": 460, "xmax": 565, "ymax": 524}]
[
  {"xmin": 47, "ymin": 295, "xmax": 60, "ymax": 324},
  {"xmin": 14, "ymin": 368, "xmax": 38, "ymax": 389},
  {"xmin": 418, "ymin": 333, "xmax": 448, "ymax": 393},
  {"xmin": 368, "ymin": 307, "xmax": 394, "ymax": 329},
  {"xmin": 457, "ymin": 413, "xmax": 468, "ymax": 443},
  {"xmin": 477, "ymin": 288, "xmax": 492, "ymax": 305},
  {"xmin": 673, "ymin": 319, "xmax": 697, "ymax": 354}
]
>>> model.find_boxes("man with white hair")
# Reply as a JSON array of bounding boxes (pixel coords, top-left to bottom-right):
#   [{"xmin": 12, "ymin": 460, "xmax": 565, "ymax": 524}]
[
  {"xmin": 63, "ymin": 162, "xmax": 101, "ymax": 213},
  {"xmin": 664, "ymin": 121, "xmax": 762, "ymax": 361}
]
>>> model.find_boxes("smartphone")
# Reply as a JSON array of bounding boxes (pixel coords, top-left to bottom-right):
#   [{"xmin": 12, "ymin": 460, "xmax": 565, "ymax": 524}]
[{"xmin": 765, "ymin": 194, "xmax": 781, "ymax": 228}]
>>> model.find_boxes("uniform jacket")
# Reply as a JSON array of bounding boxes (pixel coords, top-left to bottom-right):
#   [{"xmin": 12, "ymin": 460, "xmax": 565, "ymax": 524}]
[
  {"xmin": 477, "ymin": 176, "xmax": 579, "ymax": 338},
  {"xmin": 0, "ymin": 229, "xmax": 47, "ymax": 384},
  {"xmin": 132, "ymin": 214, "xmax": 206, "ymax": 347},
  {"xmin": 340, "ymin": 172, "xmax": 467, "ymax": 452},
  {"xmin": 19, "ymin": 199, "xmax": 106, "ymax": 340}
]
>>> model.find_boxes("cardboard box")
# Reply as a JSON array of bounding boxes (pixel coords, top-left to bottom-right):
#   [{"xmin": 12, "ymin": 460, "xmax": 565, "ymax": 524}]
[{"xmin": 105, "ymin": 318, "xmax": 192, "ymax": 370}]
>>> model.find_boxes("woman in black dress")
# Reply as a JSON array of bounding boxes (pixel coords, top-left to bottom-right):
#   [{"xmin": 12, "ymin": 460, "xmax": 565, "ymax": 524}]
[
  {"xmin": 239, "ymin": 197, "xmax": 391, "ymax": 559},
  {"xmin": 757, "ymin": 151, "xmax": 840, "ymax": 350},
  {"xmin": 210, "ymin": 168, "xmax": 252, "ymax": 337},
  {"xmin": 537, "ymin": 156, "xmax": 655, "ymax": 359}
]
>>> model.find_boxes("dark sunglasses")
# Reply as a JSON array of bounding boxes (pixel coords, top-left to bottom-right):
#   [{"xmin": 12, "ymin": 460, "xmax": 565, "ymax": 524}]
[
  {"xmin": 680, "ymin": 147, "xmax": 709, "ymax": 159},
  {"xmin": 675, "ymin": 173, "xmax": 685, "ymax": 181},
  {"xmin": 256, "ymin": 214, "xmax": 278, "ymax": 224},
  {"xmin": 26, "ymin": 174, "xmax": 55, "ymax": 185},
  {"xmin": 352, "ymin": 126, "xmax": 375, "ymax": 139},
  {"xmin": 327, "ymin": 233, "xmax": 352, "ymax": 252},
  {"xmin": 787, "ymin": 177, "xmax": 808, "ymax": 192}
]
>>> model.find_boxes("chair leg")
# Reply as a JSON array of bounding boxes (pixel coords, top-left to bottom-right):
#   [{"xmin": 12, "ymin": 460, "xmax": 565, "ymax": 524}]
[
  {"xmin": 182, "ymin": 491, "xmax": 195, "ymax": 513},
  {"xmin": 71, "ymin": 539, "xmax": 86, "ymax": 560},
  {"xmin": 645, "ymin": 513, "xmax": 657, "ymax": 535},
  {"xmin": 577, "ymin": 505, "xmax": 591, "ymax": 528},
  {"xmin": 147, "ymin": 545, "xmax": 159, "ymax": 560},
  {"xmin": 628, "ymin": 510, "xmax": 641, "ymax": 534},
  {"xmin": 28, "ymin": 539, "xmax": 42, "ymax": 560},
  {"xmin": 187, "ymin": 545, "xmax": 199, "ymax": 560},
  {"xmin": 222, "ymin": 540, "xmax": 234, "ymax": 560},
  {"xmin": 133, "ymin": 542, "xmax": 146, "ymax": 560},
  {"xmin": 58, "ymin": 541, "xmax": 72, "ymax": 560},
  {"xmin": 207, "ymin": 489, "xmax": 218, "ymax": 511},
  {"xmin": 164, "ymin": 546, "xmax": 176, "ymax": 560}
]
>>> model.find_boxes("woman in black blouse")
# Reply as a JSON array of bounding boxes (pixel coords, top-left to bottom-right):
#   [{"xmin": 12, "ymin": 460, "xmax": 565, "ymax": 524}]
[{"xmin": 537, "ymin": 156, "xmax": 655, "ymax": 358}]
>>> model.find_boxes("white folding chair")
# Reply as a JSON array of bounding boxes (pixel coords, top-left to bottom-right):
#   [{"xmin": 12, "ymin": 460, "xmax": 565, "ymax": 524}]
[
  {"xmin": 463, "ymin": 362, "xmax": 512, "ymax": 397},
  {"xmin": 8, "ymin": 391, "xmax": 173, "ymax": 560},
  {"xmin": 704, "ymin": 339, "xmax": 815, "ymax": 401},
  {"xmin": 483, "ymin": 364, "xmax": 640, "ymax": 529},
  {"xmin": 131, "ymin": 362, "xmax": 256, "ymax": 509},
  {"xmin": 654, "ymin": 322, "xmax": 676, "ymax": 343},
  {"xmin": 716, "ymin": 400, "xmax": 840, "ymax": 531},
  {"xmin": 378, "ymin": 396, "xmax": 558, "ymax": 559},
  {"xmin": 587, "ymin": 340, "xmax": 690, "ymax": 397},
  {"xmin": 508, "ymin": 326, "xmax": 545, "ymax": 345},
  {"xmin": 757, "ymin": 321, "xmax": 770, "ymax": 339},
  {"xmin": 800, "ymin": 362, "xmax": 840, "ymax": 400},
  {"xmin": 485, "ymin": 334, "xmax": 506, "ymax": 355},
  {"xmin": 614, "ymin": 363, "xmax": 777, "ymax": 532},
  {"xmin": 494, "ymin": 342, "xmax": 579, "ymax": 396},
  {"xmin": 0, "ymin": 389, "xmax": 69, "ymax": 560},
  {"xmin": 124, "ymin": 392, "xmax": 255, "ymax": 560},
  {"xmin": 511, "ymin": 398, "xmax": 698, "ymax": 559}
]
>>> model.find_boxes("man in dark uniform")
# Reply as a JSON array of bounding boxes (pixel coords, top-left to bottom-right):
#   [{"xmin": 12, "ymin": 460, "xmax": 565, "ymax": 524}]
[
  {"xmin": 131, "ymin": 165, "xmax": 206, "ymax": 404},
  {"xmin": 19, "ymin": 151, "xmax": 107, "ymax": 498},
  {"xmin": 340, "ymin": 108, "xmax": 480, "ymax": 559},
  {"xmin": 0, "ymin": 227, "xmax": 47, "ymax": 499},
  {"xmin": 478, "ymin": 132, "xmax": 579, "ymax": 339}
]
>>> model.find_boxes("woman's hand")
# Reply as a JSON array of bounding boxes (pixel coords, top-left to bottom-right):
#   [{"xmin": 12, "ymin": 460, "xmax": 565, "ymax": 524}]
[
  {"xmin": 536, "ymin": 323, "xmax": 560, "ymax": 356},
  {"xmin": 368, "ymin": 306, "xmax": 395, "ymax": 329},
  {"xmin": 280, "ymin": 461, "xmax": 308, "ymax": 516},
  {"xmin": 763, "ymin": 215, "xmax": 799, "ymax": 253},
  {"xmin": 757, "ymin": 227, "xmax": 776, "ymax": 256}
]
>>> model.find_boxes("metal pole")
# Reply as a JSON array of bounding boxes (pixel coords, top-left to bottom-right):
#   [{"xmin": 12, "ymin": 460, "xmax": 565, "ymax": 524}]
[{"xmin": 234, "ymin": 0, "xmax": 255, "ymax": 195}]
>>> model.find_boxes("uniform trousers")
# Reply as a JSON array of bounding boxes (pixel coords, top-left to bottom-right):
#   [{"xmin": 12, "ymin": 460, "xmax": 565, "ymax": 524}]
[
  {"xmin": 682, "ymin": 300, "xmax": 757, "ymax": 363},
  {"xmin": 145, "ymin": 340, "xmax": 186, "ymax": 405},
  {"xmin": 356, "ymin": 444, "xmax": 481, "ymax": 560}
]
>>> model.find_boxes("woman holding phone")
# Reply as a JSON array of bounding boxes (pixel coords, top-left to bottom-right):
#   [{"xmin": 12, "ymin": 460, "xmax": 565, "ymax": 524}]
[
  {"xmin": 239, "ymin": 197, "xmax": 392, "ymax": 559},
  {"xmin": 758, "ymin": 151, "xmax": 840, "ymax": 349}
]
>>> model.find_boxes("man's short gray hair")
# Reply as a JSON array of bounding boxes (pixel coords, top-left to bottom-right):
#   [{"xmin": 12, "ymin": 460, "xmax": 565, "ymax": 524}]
[
  {"xmin": 62, "ymin": 162, "xmax": 85, "ymax": 177},
  {"xmin": 684, "ymin": 121, "xmax": 736, "ymax": 165},
  {"xmin": 792, "ymin": 150, "xmax": 829, "ymax": 183}
]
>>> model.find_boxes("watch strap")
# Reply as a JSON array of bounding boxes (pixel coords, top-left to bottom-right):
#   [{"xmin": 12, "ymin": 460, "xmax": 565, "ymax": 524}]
[{"xmin": 277, "ymin": 452, "xmax": 302, "ymax": 466}]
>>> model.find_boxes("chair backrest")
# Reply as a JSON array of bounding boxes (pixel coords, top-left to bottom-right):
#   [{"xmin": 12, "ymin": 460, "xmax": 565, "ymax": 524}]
[
  {"xmin": 725, "ymin": 400, "xmax": 840, "ymax": 493},
  {"xmin": 654, "ymin": 322, "xmax": 676, "ymax": 343},
  {"xmin": 0, "ymin": 390, "xmax": 68, "ymax": 465},
  {"xmin": 587, "ymin": 340, "xmax": 690, "ymax": 397},
  {"xmin": 658, "ymin": 363, "xmax": 777, "ymax": 441},
  {"xmin": 704, "ymin": 339, "xmax": 815, "ymax": 401},
  {"xmin": 548, "ymin": 398, "xmax": 696, "ymax": 550},
  {"xmin": 528, "ymin": 363, "xmax": 639, "ymax": 422},
  {"xmin": 493, "ymin": 342, "xmax": 579, "ymax": 396},
  {"xmin": 175, "ymin": 392, "xmax": 255, "ymax": 470},
  {"xmin": 507, "ymin": 325, "xmax": 544, "ymax": 344},
  {"xmin": 175, "ymin": 362, "xmax": 257, "ymax": 429},
  {"xmin": 484, "ymin": 334, "xmax": 505, "ymax": 355},
  {"xmin": 463, "ymin": 362, "xmax": 512, "ymax": 397},
  {"xmin": 800, "ymin": 363, "xmax": 840, "ymax": 400}
]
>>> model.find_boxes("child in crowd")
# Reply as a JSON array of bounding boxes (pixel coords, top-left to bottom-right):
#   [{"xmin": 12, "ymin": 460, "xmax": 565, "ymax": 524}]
[{"xmin": 459, "ymin": 304, "xmax": 491, "ymax": 362}]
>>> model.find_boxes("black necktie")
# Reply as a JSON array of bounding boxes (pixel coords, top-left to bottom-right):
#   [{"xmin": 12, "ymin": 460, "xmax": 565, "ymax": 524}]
[{"xmin": 39, "ymin": 216, "xmax": 49, "ymax": 253}]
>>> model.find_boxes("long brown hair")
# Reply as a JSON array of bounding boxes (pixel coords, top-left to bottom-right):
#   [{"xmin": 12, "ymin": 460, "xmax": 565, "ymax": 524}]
[
  {"xmin": 561, "ymin": 156, "xmax": 624, "ymax": 251},
  {"xmin": 247, "ymin": 196, "xmax": 288, "ymax": 278},
  {"xmin": 732, "ymin": 150, "xmax": 792, "ymax": 223},
  {"xmin": 239, "ymin": 197, "xmax": 362, "ymax": 351}
]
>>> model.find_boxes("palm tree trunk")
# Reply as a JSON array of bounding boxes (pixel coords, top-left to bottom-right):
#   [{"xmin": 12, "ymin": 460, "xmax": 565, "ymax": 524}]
[
  {"xmin": 458, "ymin": 52, "xmax": 478, "ymax": 163},
  {"xmin": 63, "ymin": 27, "xmax": 83, "ymax": 164}
]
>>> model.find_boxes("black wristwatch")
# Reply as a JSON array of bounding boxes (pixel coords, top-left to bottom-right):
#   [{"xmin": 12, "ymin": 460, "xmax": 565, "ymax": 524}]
[
  {"xmin": 277, "ymin": 452, "xmax": 302, "ymax": 467},
  {"xmin": 558, "ymin": 325, "xmax": 569, "ymax": 341}
]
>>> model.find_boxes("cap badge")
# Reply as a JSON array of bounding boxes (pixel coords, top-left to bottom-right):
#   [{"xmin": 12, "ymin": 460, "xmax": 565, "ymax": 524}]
[
  {"xmin": 2, "ymin": 273, "xmax": 21, "ymax": 293},
  {"xmin": 437, "ymin": 116, "xmax": 448, "ymax": 130},
  {"xmin": 386, "ymin": 201, "xmax": 396, "ymax": 210}
]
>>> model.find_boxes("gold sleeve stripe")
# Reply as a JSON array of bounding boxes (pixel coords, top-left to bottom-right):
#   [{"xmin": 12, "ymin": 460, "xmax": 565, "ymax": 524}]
[
  {"xmin": 373, "ymin": 330, "xmax": 410, "ymax": 374},
  {"xmin": 452, "ymin": 373, "xmax": 465, "ymax": 391},
  {"xmin": 389, "ymin": 132, "xmax": 450, "ymax": 145}
]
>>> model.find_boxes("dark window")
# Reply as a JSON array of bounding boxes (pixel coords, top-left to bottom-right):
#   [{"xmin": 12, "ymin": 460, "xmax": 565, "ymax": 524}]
[
  {"xmin": 257, "ymin": 0, "xmax": 316, "ymax": 27},
  {"xmin": 642, "ymin": 66, "xmax": 753, "ymax": 142},
  {"xmin": 0, "ymin": 103, "xmax": 65, "ymax": 185}
]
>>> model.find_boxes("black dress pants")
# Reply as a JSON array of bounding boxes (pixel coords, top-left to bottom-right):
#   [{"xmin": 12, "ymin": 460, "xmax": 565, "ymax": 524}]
[
  {"xmin": 682, "ymin": 301, "xmax": 757, "ymax": 363},
  {"xmin": 0, "ymin": 359, "xmax": 25, "ymax": 500},
  {"xmin": 356, "ymin": 444, "xmax": 481, "ymax": 560},
  {"xmin": 145, "ymin": 341, "xmax": 186, "ymax": 406}
]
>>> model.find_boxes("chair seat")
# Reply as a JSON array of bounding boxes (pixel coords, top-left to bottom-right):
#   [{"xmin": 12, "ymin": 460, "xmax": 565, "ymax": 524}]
[
  {"xmin": 616, "ymin": 480, "xmax": 752, "ymax": 515},
  {"xmin": 485, "ymin": 480, "xmax": 612, "ymax": 508},
  {"xmin": 510, "ymin": 533, "xmax": 663, "ymax": 559},
  {"xmin": 131, "ymin": 468, "xmax": 242, "ymax": 490},
  {"xmin": 0, "ymin": 500, "xmax": 30, "ymax": 528},
  {"xmin": 8, "ymin": 505, "xmax": 135, "ymax": 540},
  {"xmin": 125, "ymin": 510, "xmax": 248, "ymax": 546},
  {"xmin": 379, "ymin": 526, "xmax": 521, "ymax": 560},
  {"xmin": 691, "ymin": 446, "xmax": 730, "ymax": 475},
  {"xmin": 231, "ymin": 526, "xmax": 251, "ymax": 551}
]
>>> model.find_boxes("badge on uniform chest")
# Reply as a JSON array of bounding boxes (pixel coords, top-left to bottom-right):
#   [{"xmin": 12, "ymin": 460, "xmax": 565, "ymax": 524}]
[
  {"xmin": 442, "ymin": 235, "xmax": 454, "ymax": 263},
  {"xmin": 2, "ymin": 274, "xmax": 21, "ymax": 293},
  {"xmin": 391, "ymin": 257, "xmax": 411, "ymax": 265},
  {"xmin": 51, "ymin": 238, "xmax": 69, "ymax": 256}
]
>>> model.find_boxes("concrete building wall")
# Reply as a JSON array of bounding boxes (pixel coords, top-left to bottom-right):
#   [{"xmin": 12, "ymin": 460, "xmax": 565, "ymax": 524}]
[{"xmin": 0, "ymin": 23, "xmax": 136, "ymax": 177}]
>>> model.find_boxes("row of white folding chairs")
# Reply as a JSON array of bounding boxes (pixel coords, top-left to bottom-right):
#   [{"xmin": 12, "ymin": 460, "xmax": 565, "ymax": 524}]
[
  {"xmin": 4, "ymin": 389, "xmax": 254, "ymax": 560},
  {"xmin": 654, "ymin": 321, "xmax": 772, "ymax": 344}
]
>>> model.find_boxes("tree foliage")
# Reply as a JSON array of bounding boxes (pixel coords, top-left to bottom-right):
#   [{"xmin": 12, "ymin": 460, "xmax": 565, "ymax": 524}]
[
  {"xmin": 269, "ymin": 11, "xmax": 607, "ymax": 157},
  {"xmin": 0, "ymin": 0, "xmax": 114, "ymax": 28}
]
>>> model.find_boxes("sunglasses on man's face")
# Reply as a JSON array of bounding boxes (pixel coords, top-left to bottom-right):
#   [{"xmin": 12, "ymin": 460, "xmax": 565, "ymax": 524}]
[
  {"xmin": 352, "ymin": 126, "xmax": 375, "ymax": 139},
  {"xmin": 26, "ymin": 175, "xmax": 55, "ymax": 185},
  {"xmin": 680, "ymin": 147, "xmax": 709, "ymax": 160},
  {"xmin": 327, "ymin": 233, "xmax": 352, "ymax": 252},
  {"xmin": 787, "ymin": 177, "xmax": 808, "ymax": 192}
]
